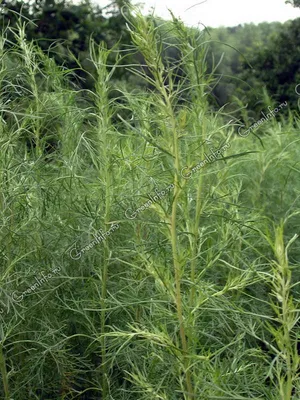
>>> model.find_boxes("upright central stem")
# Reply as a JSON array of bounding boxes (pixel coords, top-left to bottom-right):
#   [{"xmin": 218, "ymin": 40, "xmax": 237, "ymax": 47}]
[
  {"xmin": 170, "ymin": 191, "xmax": 193, "ymax": 398},
  {"xmin": 92, "ymin": 42, "xmax": 112, "ymax": 400},
  {"xmin": 165, "ymin": 91, "xmax": 194, "ymax": 398}
]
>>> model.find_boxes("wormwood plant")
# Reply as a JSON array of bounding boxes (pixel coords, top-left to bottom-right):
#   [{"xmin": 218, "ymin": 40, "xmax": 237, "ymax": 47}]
[
  {"xmin": 87, "ymin": 39, "xmax": 120, "ymax": 399},
  {"xmin": 101, "ymin": 8, "xmax": 265, "ymax": 400},
  {"xmin": 118, "ymin": 10, "xmax": 208, "ymax": 398},
  {"xmin": 259, "ymin": 223, "xmax": 299, "ymax": 400},
  {"xmin": 1, "ymin": 5, "xmax": 300, "ymax": 400},
  {"xmin": 0, "ymin": 16, "xmax": 90, "ymax": 399}
]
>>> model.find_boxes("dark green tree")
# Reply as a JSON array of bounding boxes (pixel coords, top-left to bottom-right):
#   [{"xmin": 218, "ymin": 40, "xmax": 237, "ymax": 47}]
[
  {"xmin": 286, "ymin": 0, "xmax": 300, "ymax": 7},
  {"xmin": 241, "ymin": 18, "xmax": 300, "ymax": 112}
]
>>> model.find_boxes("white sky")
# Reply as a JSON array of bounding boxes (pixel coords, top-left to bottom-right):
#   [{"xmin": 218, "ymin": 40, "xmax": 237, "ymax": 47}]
[{"xmin": 91, "ymin": 0, "xmax": 300, "ymax": 27}]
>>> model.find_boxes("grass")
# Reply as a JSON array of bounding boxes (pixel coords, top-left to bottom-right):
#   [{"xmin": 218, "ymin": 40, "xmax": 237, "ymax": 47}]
[{"xmin": 0, "ymin": 6, "xmax": 299, "ymax": 400}]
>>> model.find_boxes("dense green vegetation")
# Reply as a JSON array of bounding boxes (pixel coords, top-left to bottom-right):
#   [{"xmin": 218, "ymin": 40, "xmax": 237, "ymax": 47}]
[
  {"xmin": 0, "ymin": 1, "xmax": 299, "ymax": 399},
  {"xmin": 1, "ymin": 0, "xmax": 300, "ymax": 108}
]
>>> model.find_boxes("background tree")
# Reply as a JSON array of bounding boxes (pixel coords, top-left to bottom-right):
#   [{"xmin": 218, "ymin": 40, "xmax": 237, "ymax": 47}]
[
  {"xmin": 286, "ymin": 0, "xmax": 300, "ymax": 7},
  {"xmin": 240, "ymin": 18, "xmax": 300, "ymax": 115}
]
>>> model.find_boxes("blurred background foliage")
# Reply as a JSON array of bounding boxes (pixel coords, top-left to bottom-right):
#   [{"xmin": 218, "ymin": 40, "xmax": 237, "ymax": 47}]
[{"xmin": 0, "ymin": 0, "xmax": 299, "ymax": 117}]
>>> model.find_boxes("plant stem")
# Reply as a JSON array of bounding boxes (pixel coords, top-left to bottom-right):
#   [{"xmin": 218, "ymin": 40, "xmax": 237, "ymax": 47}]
[
  {"xmin": 273, "ymin": 224, "xmax": 297, "ymax": 400},
  {"xmin": 92, "ymin": 41, "xmax": 113, "ymax": 399},
  {"xmin": 0, "ymin": 344, "xmax": 10, "ymax": 400},
  {"xmin": 189, "ymin": 117, "xmax": 206, "ymax": 308},
  {"xmin": 166, "ymin": 93, "xmax": 194, "ymax": 399}
]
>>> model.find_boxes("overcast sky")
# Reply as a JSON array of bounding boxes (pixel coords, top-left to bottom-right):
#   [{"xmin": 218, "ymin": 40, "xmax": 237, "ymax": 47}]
[{"xmin": 91, "ymin": 0, "xmax": 300, "ymax": 27}]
